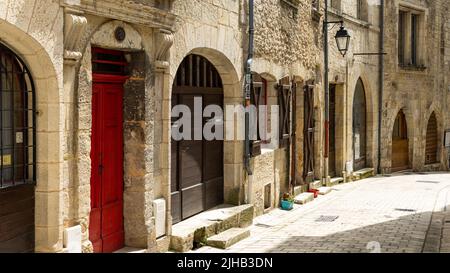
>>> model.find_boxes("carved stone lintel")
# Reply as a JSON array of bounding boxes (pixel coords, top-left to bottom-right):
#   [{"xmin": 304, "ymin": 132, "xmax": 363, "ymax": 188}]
[
  {"xmin": 155, "ymin": 29, "xmax": 174, "ymax": 72},
  {"xmin": 64, "ymin": 11, "xmax": 87, "ymax": 65}
]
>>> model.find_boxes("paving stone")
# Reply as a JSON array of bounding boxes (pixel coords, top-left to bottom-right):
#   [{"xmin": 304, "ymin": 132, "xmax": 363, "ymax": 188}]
[{"xmin": 187, "ymin": 173, "xmax": 450, "ymax": 254}]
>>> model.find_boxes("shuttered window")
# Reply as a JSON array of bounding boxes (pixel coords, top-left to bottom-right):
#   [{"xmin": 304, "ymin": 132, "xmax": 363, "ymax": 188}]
[
  {"xmin": 278, "ymin": 78, "xmax": 293, "ymax": 148},
  {"xmin": 250, "ymin": 73, "xmax": 268, "ymax": 157}
]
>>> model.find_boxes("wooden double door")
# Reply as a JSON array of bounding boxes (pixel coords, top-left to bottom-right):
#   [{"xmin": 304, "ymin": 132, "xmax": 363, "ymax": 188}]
[
  {"xmin": 392, "ymin": 110, "xmax": 409, "ymax": 172},
  {"xmin": 171, "ymin": 55, "xmax": 224, "ymax": 224},
  {"xmin": 90, "ymin": 79, "xmax": 125, "ymax": 253}
]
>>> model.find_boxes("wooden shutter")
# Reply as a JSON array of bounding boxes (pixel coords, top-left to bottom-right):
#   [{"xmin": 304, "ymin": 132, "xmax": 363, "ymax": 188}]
[
  {"xmin": 278, "ymin": 78, "xmax": 293, "ymax": 148},
  {"xmin": 303, "ymin": 81, "xmax": 315, "ymax": 182},
  {"xmin": 250, "ymin": 73, "xmax": 266, "ymax": 157},
  {"xmin": 425, "ymin": 113, "xmax": 438, "ymax": 165}
]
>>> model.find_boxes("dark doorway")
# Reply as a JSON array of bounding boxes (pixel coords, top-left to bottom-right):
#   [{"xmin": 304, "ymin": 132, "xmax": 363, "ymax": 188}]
[
  {"xmin": 425, "ymin": 112, "xmax": 438, "ymax": 165},
  {"xmin": 171, "ymin": 55, "xmax": 224, "ymax": 224},
  {"xmin": 352, "ymin": 79, "xmax": 367, "ymax": 171},
  {"xmin": 0, "ymin": 44, "xmax": 36, "ymax": 253},
  {"xmin": 329, "ymin": 84, "xmax": 337, "ymax": 177},
  {"xmin": 392, "ymin": 110, "xmax": 409, "ymax": 172}
]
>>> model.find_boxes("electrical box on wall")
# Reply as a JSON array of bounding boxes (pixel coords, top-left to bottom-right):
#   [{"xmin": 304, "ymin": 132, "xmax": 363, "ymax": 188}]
[
  {"xmin": 153, "ymin": 199, "xmax": 166, "ymax": 238},
  {"xmin": 64, "ymin": 225, "xmax": 82, "ymax": 253}
]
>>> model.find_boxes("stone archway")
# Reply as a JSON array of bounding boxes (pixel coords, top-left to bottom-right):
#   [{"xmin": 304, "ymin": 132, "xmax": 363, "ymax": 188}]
[
  {"xmin": 392, "ymin": 110, "xmax": 409, "ymax": 172},
  {"xmin": 164, "ymin": 47, "xmax": 241, "ymax": 229},
  {"xmin": 425, "ymin": 112, "xmax": 438, "ymax": 165},
  {"xmin": 170, "ymin": 54, "xmax": 225, "ymax": 224},
  {"xmin": 0, "ymin": 20, "xmax": 63, "ymax": 253},
  {"xmin": 352, "ymin": 78, "xmax": 368, "ymax": 171}
]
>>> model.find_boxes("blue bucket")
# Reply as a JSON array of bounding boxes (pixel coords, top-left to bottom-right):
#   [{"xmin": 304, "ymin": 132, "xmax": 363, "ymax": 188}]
[{"xmin": 281, "ymin": 200, "xmax": 294, "ymax": 211}]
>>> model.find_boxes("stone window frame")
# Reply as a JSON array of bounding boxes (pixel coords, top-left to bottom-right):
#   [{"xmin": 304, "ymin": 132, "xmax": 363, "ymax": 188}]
[
  {"xmin": 280, "ymin": 0, "xmax": 300, "ymax": 19},
  {"xmin": 397, "ymin": 3, "xmax": 427, "ymax": 70},
  {"xmin": 328, "ymin": 0, "xmax": 341, "ymax": 12}
]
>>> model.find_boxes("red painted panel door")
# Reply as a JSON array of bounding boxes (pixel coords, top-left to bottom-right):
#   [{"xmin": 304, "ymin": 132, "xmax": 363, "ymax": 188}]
[{"xmin": 90, "ymin": 82, "xmax": 124, "ymax": 253}]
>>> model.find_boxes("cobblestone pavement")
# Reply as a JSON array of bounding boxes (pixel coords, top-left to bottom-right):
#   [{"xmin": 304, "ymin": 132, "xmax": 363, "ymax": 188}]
[{"xmin": 193, "ymin": 173, "xmax": 450, "ymax": 253}]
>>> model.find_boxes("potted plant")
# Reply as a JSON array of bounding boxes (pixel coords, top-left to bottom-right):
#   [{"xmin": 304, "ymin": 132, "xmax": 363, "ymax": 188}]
[{"xmin": 281, "ymin": 193, "xmax": 295, "ymax": 211}]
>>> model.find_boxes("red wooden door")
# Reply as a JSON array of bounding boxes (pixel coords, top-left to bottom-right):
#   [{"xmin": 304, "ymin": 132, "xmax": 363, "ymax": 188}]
[{"xmin": 90, "ymin": 81, "xmax": 124, "ymax": 253}]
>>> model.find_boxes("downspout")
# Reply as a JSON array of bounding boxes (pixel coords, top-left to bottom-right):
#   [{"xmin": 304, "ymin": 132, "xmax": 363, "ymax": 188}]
[
  {"xmin": 244, "ymin": 0, "xmax": 254, "ymax": 176},
  {"xmin": 377, "ymin": 0, "xmax": 385, "ymax": 174}
]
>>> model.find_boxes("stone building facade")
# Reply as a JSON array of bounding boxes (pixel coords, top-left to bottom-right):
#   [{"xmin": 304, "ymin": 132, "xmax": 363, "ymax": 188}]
[
  {"xmin": 0, "ymin": 0, "xmax": 449, "ymax": 254},
  {"xmin": 381, "ymin": 0, "xmax": 450, "ymax": 173},
  {"xmin": 326, "ymin": 0, "xmax": 382, "ymax": 180}
]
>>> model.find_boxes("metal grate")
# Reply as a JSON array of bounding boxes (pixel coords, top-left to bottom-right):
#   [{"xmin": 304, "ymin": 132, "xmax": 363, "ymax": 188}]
[
  {"xmin": 0, "ymin": 43, "xmax": 36, "ymax": 189},
  {"xmin": 316, "ymin": 215, "xmax": 339, "ymax": 222},
  {"xmin": 416, "ymin": 180, "xmax": 440, "ymax": 184},
  {"xmin": 395, "ymin": 208, "xmax": 417, "ymax": 213}
]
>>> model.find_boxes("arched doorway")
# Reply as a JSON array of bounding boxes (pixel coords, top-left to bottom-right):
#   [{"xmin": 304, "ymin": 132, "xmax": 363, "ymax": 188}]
[
  {"xmin": 392, "ymin": 110, "xmax": 409, "ymax": 172},
  {"xmin": 352, "ymin": 78, "xmax": 367, "ymax": 171},
  {"xmin": 171, "ymin": 54, "xmax": 224, "ymax": 224},
  {"xmin": 425, "ymin": 112, "xmax": 438, "ymax": 165},
  {"xmin": 0, "ymin": 43, "xmax": 36, "ymax": 253}
]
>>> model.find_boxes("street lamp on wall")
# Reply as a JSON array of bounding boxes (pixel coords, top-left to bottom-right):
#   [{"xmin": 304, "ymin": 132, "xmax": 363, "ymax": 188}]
[
  {"xmin": 323, "ymin": 1, "xmax": 351, "ymax": 185},
  {"xmin": 335, "ymin": 25, "xmax": 351, "ymax": 57}
]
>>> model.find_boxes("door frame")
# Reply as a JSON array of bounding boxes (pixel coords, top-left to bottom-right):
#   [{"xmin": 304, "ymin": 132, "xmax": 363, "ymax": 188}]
[
  {"xmin": 352, "ymin": 79, "xmax": 368, "ymax": 172},
  {"xmin": 170, "ymin": 54, "xmax": 225, "ymax": 224}
]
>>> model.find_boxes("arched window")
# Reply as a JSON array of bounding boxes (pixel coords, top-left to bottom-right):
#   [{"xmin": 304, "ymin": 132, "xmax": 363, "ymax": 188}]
[{"xmin": 0, "ymin": 44, "xmax": 35, "ymax": 189}]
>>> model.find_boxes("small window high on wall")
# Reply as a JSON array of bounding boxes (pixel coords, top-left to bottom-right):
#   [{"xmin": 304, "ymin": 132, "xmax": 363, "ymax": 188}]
[
  {"xmin": 0, "ymin": 44, "xmax": 36, "ymax": 189},
  {"xmin": 398, "ymin": 6, "xmax": 425, "ymax": 68}
]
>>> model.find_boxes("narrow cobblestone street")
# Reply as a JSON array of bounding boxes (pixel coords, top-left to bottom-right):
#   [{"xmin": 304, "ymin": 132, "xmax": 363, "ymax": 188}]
[{"xmin": 193, "ymin": 173, "xmax": 450, "ymax": 253}]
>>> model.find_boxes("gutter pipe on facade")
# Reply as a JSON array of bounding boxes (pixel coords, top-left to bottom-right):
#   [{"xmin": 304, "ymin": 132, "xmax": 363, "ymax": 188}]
[
  {"xmin": 244, "ymin": 0, "xmax": 254, "ymax": 177},
  {"xmin": 378, "ymin": 0, "xmax": 385, "ymax": 174}
]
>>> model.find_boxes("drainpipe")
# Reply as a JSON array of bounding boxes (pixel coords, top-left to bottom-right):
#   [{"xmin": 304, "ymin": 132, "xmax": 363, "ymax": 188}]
[
  {"xmin": 244, "ymin": 0, "xmax": 254, "ymax": 177},
  {"xmin": 377, "ymin": 0, "xmax": 385, "ymax": 174}
]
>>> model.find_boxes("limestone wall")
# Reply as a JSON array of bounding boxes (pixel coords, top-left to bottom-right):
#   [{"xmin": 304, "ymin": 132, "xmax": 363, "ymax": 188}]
[
  {"xmin": 382, "ymin": 0, "xmax": 449, "ymax": 173},
  {"xmin": 0, "ymin": 0, "xmax": 65, "ymax": 253}
]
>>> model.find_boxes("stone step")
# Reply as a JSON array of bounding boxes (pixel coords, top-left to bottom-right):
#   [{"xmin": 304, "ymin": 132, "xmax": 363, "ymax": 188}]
[
  {"xmin": 206, "ymin": 228, "xmax": 250, "ymax": 249},
  {"xmin": 318, "ymin": 187, "xmax": 332, "ymax": 195},
  {"xmin": 294, "ymin": 192, "xmax": 315, "ymax": 205},
  {"xmin": 170, "ymin": 204, "xmax": 254, "ymax": 253},
  {"xmin": 309, "ymin": 180, "xmax": 323, "ymax": 190},
  {"xmin": 294, "ymin": 186, "xmax": 303, "ymax": 196},
  {"xmin": 114, "ymin": 247, "xmax": 146, "ymax": 254},
  {"xmin": 329, "ymin": 177, "xmax": 344, "ymax": 186},
  {"xmin": 353, "ymin": 168, "xmax": 375, "ymax": 181}
]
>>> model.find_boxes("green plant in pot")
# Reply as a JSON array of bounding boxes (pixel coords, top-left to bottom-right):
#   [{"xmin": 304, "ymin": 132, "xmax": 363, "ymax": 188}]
[{"xmin": 281, "ymin": 192, "xmax": 295, "ymax": 211}]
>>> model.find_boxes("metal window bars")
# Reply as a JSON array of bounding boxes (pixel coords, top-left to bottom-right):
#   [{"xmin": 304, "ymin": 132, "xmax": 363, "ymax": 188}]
[{"xmin": 0, "ymin": 43, "xmax": 36, "ymax": 189}]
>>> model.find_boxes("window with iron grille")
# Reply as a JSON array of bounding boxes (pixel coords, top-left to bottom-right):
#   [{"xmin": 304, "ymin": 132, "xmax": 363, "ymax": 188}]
[{"xmin": 0, "ymin": 44, "xmax": 36, "ymax": 189}]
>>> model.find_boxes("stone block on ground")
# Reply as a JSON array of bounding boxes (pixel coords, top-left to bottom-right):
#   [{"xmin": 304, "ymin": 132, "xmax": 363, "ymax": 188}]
[
  {"xmin": 206, "ymin": 228, "xmax": 250, "ymax": 249},
  {"xmin": 353, "ymin": 168, "xmax": 375, "ymax": 181},
  {"xmin": 294, "ymin": 193, "xmax": 315, "ymax": 205},
  {"xmin": 170, "ymin": 204, "xmax": 254, "ymax": 252},
  {"xmin": 329, "ymin": 177, "xmax": 344, "ymax": 187},
  {"xmin": 309, "ymin": 180, "xmax": 323, "ymax": 190},
  {"xmin": 318, "ymin": 187, "xmax": 332, "ymax": 195}
]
